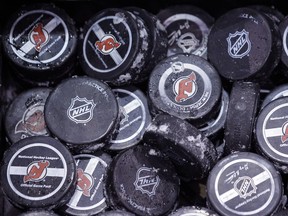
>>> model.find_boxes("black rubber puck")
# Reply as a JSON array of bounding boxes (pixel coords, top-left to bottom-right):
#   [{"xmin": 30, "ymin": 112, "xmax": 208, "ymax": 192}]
[
  {"xmin": 4, "ymin": 87, "xmax": 52, "ymax": 145},
  {"xmin": 224, "ymin": 81, "xmax": 260, "ymax": 154},
  {"xmin": 60, "ymin": 152, "xmax": 112, "ymax": 215},
  {"xmin": 0, "ymin": 136, "xmax": 77, "ymax": 210},
  {"xmin": 103, "ymin": 144, "xmax": 180, "ymax": 216},
  {"xmin": 249, "ymin": 5, "xmax": 284, "ymax": 25},
  {"xmin": 208, "ymin": 7, "xmax": 282, "ymax": 81},
  {"xmin": 168, "ymin": 206, "xmax": 219, "ymax": 216},
  {"xmin": 261, "ymin": 83, "xmax": 288, "ymax": 109},
  {"xmin": 157, "ymin": 5, "xmax": 214, "ymax": 58},
  {"xmin": 78, "ymin": 8, "xmax": 149, "ymax": 86},
  {"xmin": 143, "ymin": 113, "xmax": 218, "ymax": 181},
  {"xmin": 279, "ymin": 15, "xmax": 288, "ymax": 73},
  {"xmin": 1, "ymin": 3, "xmax": 77, "ymax": 86},
  {"xmin": 106, "ymin": 85, "xmax": 151, "ymax": 151},
  {"xmin": 18, "ymin": 210, "xmax": 60, "ymax": 216},
  {"xmin": 206, "ymin": 152, "xmax": 284, "ymax": 216},
  {"xmin": 255, "ymin": 97, "xmax": 288, "ymax": 174},
  {"xmin": 44, "ymin": 76, "xmax": 119, "ymax": 150},
  {"xmin": 148, "ymin": 53, "xmax": 222, "ymax": 127},
  {"xmin": 98, "ymin": 209, "xmax": 135, "ymax": 216}
]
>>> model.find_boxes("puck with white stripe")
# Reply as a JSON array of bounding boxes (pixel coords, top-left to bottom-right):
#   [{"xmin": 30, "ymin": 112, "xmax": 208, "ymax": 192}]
[
  {"xmin": 106, "ymin": 85, "xmax": 151, "ymax": 151},
  {"xmin": 59, "ymin": 153, "xmax": 112, "ymax": 215},
  {"xmin": 4, "ymin": 87, "xmax": 52, "ymax": 145},
  {"xmin": 206, "ymin": 152, "xmax": 283, "ymax": 216},
  {"xmin": 1, "ymin": 3, "xmax": 77, "ymax": 86},
  {"xmin": 0, "ymin": 136, "xmax": 77, "ymax": 210}
]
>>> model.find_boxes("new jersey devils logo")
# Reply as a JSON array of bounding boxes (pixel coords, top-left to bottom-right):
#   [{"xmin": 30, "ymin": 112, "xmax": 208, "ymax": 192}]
[
  {"xmin": 227, "ymin": 29, "xmax": 251, "ymax": 59},
  {"xmin": 29, "ymin": 23, "xmax": 50, "ymax": 52},
  {"xmin": 95, "ymin": 34, "xmax": 121, "ymax": 55},
  {"xmin": 76, "ymin": 168, "xmax": 94, "ymax": 197},
  {"xmin": 23, "ymin": 160, "xmax": 50, "ymax": 183},
  {"xmin": 281, "ymin": 121, "xmax": 288, "ymax": 143},
  {"xmin": 174, "ymin": 72, "xmax": 197, "ymax": 102}
]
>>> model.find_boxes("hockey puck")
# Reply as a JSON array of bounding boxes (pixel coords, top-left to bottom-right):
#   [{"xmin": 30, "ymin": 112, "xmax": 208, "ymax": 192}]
[
  {"xmin": 60, "ymin": 152, "xmax": 112, "ymax": 215},
  {"xmin": 261, "ymin": 83, "xmax": 288, "ymax": 109},
  {"xmin": 249, "ymin": 5, "xmax": 284, "ymax": 25},
  {"xmin": 104, "ymin": 144, "xmax": 180, "ymax": 216},
  {"xmin": 224, "ymin": 81, "xmax": 260, "ymax": 154},
  {"xmin": 157, "ymin": 5, "xmax": 214, "ymax": 58},
  {"xmin": 78, "ymin": 8, "xmax": 150, "ymax": 86},
  {"xmin": 279, "ymin": 15, "xmax": 288, "ymax": 73},
  {"xmin": 1, "ymin": 3, "xmax": 77, "ymax": 86},
  {"xmin": 206, "ymin": 152, "xmax": 284, "ymax": 216},
  {"xmin": 143, "ymin": 113, "xmax": 218, "ymax": 181},
  {"xmin": 0, "ymin": 136, "xmax": 77, "ymax": 210},
  {"xmin": 106, "ymin": 85, "xmax": 151, "ymax": 151},
  {"xmin": 4, "ymin": 87, "xmax": 52, "ymax": 145},
  {"xmin": 18, "ymin": 210, "xmax": 60, "ymax": 216},
  {"xmin": 208, "ymin": 7, "xmax": 282, "ymax": 81},
  {"xmin": 148, "ymin": 53, "xmax": 222, "ymax": 127},
  {"xmin": 44, "ymin": 76, "xmax": 119, "ymax": 150},
  {"xmin": 168, "ymin": 206, "xmax": 219, "ymax": 216},
  {"xmin": 98, "ymin": 210, "xmax": 135, "ymax": 216}
]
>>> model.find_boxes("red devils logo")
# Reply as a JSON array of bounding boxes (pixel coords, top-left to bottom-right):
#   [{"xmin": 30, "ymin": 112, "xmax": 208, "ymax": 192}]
[
  {"xmin": 281, "ymin": 122, "xmax": 288, "ymax": 143},
  {"xmin": 23, "ymin": 160, "xmax": 50, "ymax": 183},
  {"xmin": 95, "ymin": 34, "xmax": 121, "ymax": 55},
  {"xmin": 29, "ymin": 23, "xmax": 50, "ymax": 52},
  {"xmin": 174, "ymin": 72, "xmax": 197, "ymax": 102},
  {"xmin": 77, "ymin": 168, "xmax": 94, "ymax": 197}
]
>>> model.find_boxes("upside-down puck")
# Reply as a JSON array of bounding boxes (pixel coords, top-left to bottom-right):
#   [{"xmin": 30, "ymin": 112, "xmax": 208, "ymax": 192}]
[
  {"xmin": 106, "ymin": 85, "xmax": 151, "ymax": 151},
  {"xmin": 4, "ymin": 87, "xmax": 52, "ymax": 145},
  {"xmin": 206, "ymin": 152, "xmax": 284, "ymax": 216},
  {"xmin": 224, "ymin": 81, "xmax": 260, "ymax": 155},
  {"xmin": 1, "ymin": 3, "xmax": 77, "ymax": 86},
  {"xmin": 261, "ymin": 83, "xmax": 288, "ymax": 109},
  {"xmin": 0, "ymin": 136, "xmax": 77, "ymax": 210},
  {"xmin": 60, "ymin": 152, "xmax": 112, "ymax": 215},
  {"xmin": 255, "ymin": 96, "xmax": 288, "ymax": 174},
  {"xmin": 143, "ymin": 113, "xmax": 218, "ymax": 181},
  {"xmin": 44, "ymin": 76, "xmax": 119, "ymax": 151},
  {"xmin": 168, "ymin": 206, "xmax": 219, "ymax": 216},
  {"xmin": 157, "ymin": 5, "xmax": 214, "ymax": 58},
  {"xmin": 104, "ymin": 144, "xmax": 180, "ymax": 216},
  {"xmin": 208, "ymin": 7, "xmax": 282, "ymax": 81},
  {"xmin": 78, "ymin": 8, "xmax": 150, "ymax": 86},
  {"xmin": 148, "ymin": 53, "xmax": 222, "ymax": 127}
]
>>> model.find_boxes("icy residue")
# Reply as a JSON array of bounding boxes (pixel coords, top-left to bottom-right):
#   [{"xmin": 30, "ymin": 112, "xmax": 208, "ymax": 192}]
[
  {"xmin": 113, "ymin": 12, "xmax": 126, "ymax": 24},
  {"xmin": 131, "ymin": 53, "xmax": 144, "ymax": 69},
  {"xmin": 187, "ymin": 134, "xmax": 206, "ymax": 159},
  {"xmin": 117, "ymin": 73, "xmax": 131, "ymax": 82},
  {"xmin": 149, "ymin": 148, "xmax": 159, "ymax": 156},
  {"xmin": 159, "ymin": 123, "xmax": 170, "ymax": 134},
  {"xmin": 147, "ymin": 124, "xmax": 157, "ymax": 132}
]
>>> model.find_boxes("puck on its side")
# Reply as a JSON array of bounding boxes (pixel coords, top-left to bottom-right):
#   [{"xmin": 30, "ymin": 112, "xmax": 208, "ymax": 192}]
[
  {"xmin": 224, "ymin": 81, "xmax": 260, "ymax": 155},
  {"xmin": 206, "ymin": 152, "xmax": 284, "ymax": 216},
  {"xmin": 148, "ymin": 53, "xmax": 222, "ymax": 128},
  {"xmin": 18, "ymin": 210, "xmax": 60, "ymax": 216},
  {"xmin": 0, "ymin": 136, "xmax": 77, "ymax": 210},
  {"xmin": 261, "ymin": 83, "xmax": 288, "ymax": 109},
  {"xmin": 208, "ymin": 7, "xmax": 282, "ymax": 81},
  {"xmin": 279, "ymin": 15, "xmax": 288, "ymax": 75},
  {"xmin": 44, "ymin": 76, "xmax": 119, "ymax": 151},
  {"xmin": 98, "ymin": 210, "xmax": 135, "ymax": 216},
  {"xmin": 60, "ymin": 153, "xmax": 112, "ymax": 215},
  {"xmin": 157, "ymin": 5, "xmax": 214, "ymax": 58},
  {"xmin": 106, "ymin": 85, "xmax": 151, "ymax": 151},
  {"xmin": 143, "ymin": 113, "xmax": 218, "ymax": 181},
  {"xmin": 255, "ymin": 97, "xmax": 288, "ymax": 174},
  {"xmin": 168, "ymin": 206, "xmax": 219, "ymax": 216},
  {"xmin": 103, "ymin": 144, "xmax": 180, "ymax": 216},
  {"xmin": 4, "ymin": 87, "xmax": 52, "ymax": 145},
  {"xmin": 1, "ymin": 3, "xmax": 78, "ymax": 86}
]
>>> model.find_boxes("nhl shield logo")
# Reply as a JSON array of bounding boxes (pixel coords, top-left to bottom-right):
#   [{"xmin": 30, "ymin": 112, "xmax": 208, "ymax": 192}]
[
  {"xmin": 67, "ymin": 96, "xmax": 96, "ymax": 124},
  {"xmin": 227, "ymin": 29, "xmax": 251, "ymax": 59}
]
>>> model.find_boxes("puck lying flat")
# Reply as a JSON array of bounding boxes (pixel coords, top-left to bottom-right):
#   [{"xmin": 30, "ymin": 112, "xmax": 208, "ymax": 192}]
[
  {"xmin": 4, "ymin": 87, "xmax": 52, "ymax": 145},
  {"xmin": 208, "ymin": 7, "xmax": 281, "ymax": 81},
  {"xmin": 148, "ymin": 53, "xmax": 222, "ymax": 127},
  {"xmin": 104, "ymin": 144, "xmax": 180, "ymax": 216},
  {"xmin": 44, "ymin": 76, "xmax": 119, "ymax": 151},
  {"xmin": 206, "ymin": 152, "xmax": 284, "ymax": 216},
  {"xmin": 0, "ymin": 136, "xmax": 77, "ymax": 210},
  {"xmin": 143, "ymin": 113, "xmax": 218, "ymax": 181}
]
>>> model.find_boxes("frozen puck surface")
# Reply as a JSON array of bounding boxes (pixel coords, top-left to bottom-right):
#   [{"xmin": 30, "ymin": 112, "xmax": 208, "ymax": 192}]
[
  {"xmin": 168, "ymin": 206, "xmax": 219, "ymax": 216},
  {"xmin": 148, "ymin": 53, "xmax": 222, "ymax": 127},
  {"xmin": 143, "ymin": 113, "xmax": 218, "ymax": 180},
  {"xmin": 61, "ymin": 153, "xmax": 112, "ymax": 215},
  {"xmin": 4, "ymin": 87, "xmax": 52, "ymax": 145},
  {"xmin": 206, "ymin": 152, "xmax": 283, "ymax": 216},
  {"xmin": 208, "ymin": 7, "xmax": 281, "ymax": 81},
  {"xmin": 0, "ymin": 136, "xmax": 77, "ymax": 209},
  {"xmin": 44, "ymin": 76, "xmax": 119, "ymax": 146},
  {"xmin": 107, "ymin": 85, "xmax": 151, "ymax": 151},
  {"xmin": 157, "ymin": 5, "xmax": 214, "ymax": 58},
  {"xmin": 104, "ymin": 144, "xmax": 180, "ymax": 216}
]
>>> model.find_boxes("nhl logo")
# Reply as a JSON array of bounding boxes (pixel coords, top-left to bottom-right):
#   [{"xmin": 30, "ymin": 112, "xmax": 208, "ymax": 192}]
[
  {"xmin": 67, "ymin": 96, "xmax": 96, "ymax": 124},
  {"xmin": 234, "ymin": 176, "xmax": 257, "ymax": 199},
  {"xmin": 227, "ymin": 29, "xmax": 251, "ymax": 59}
]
